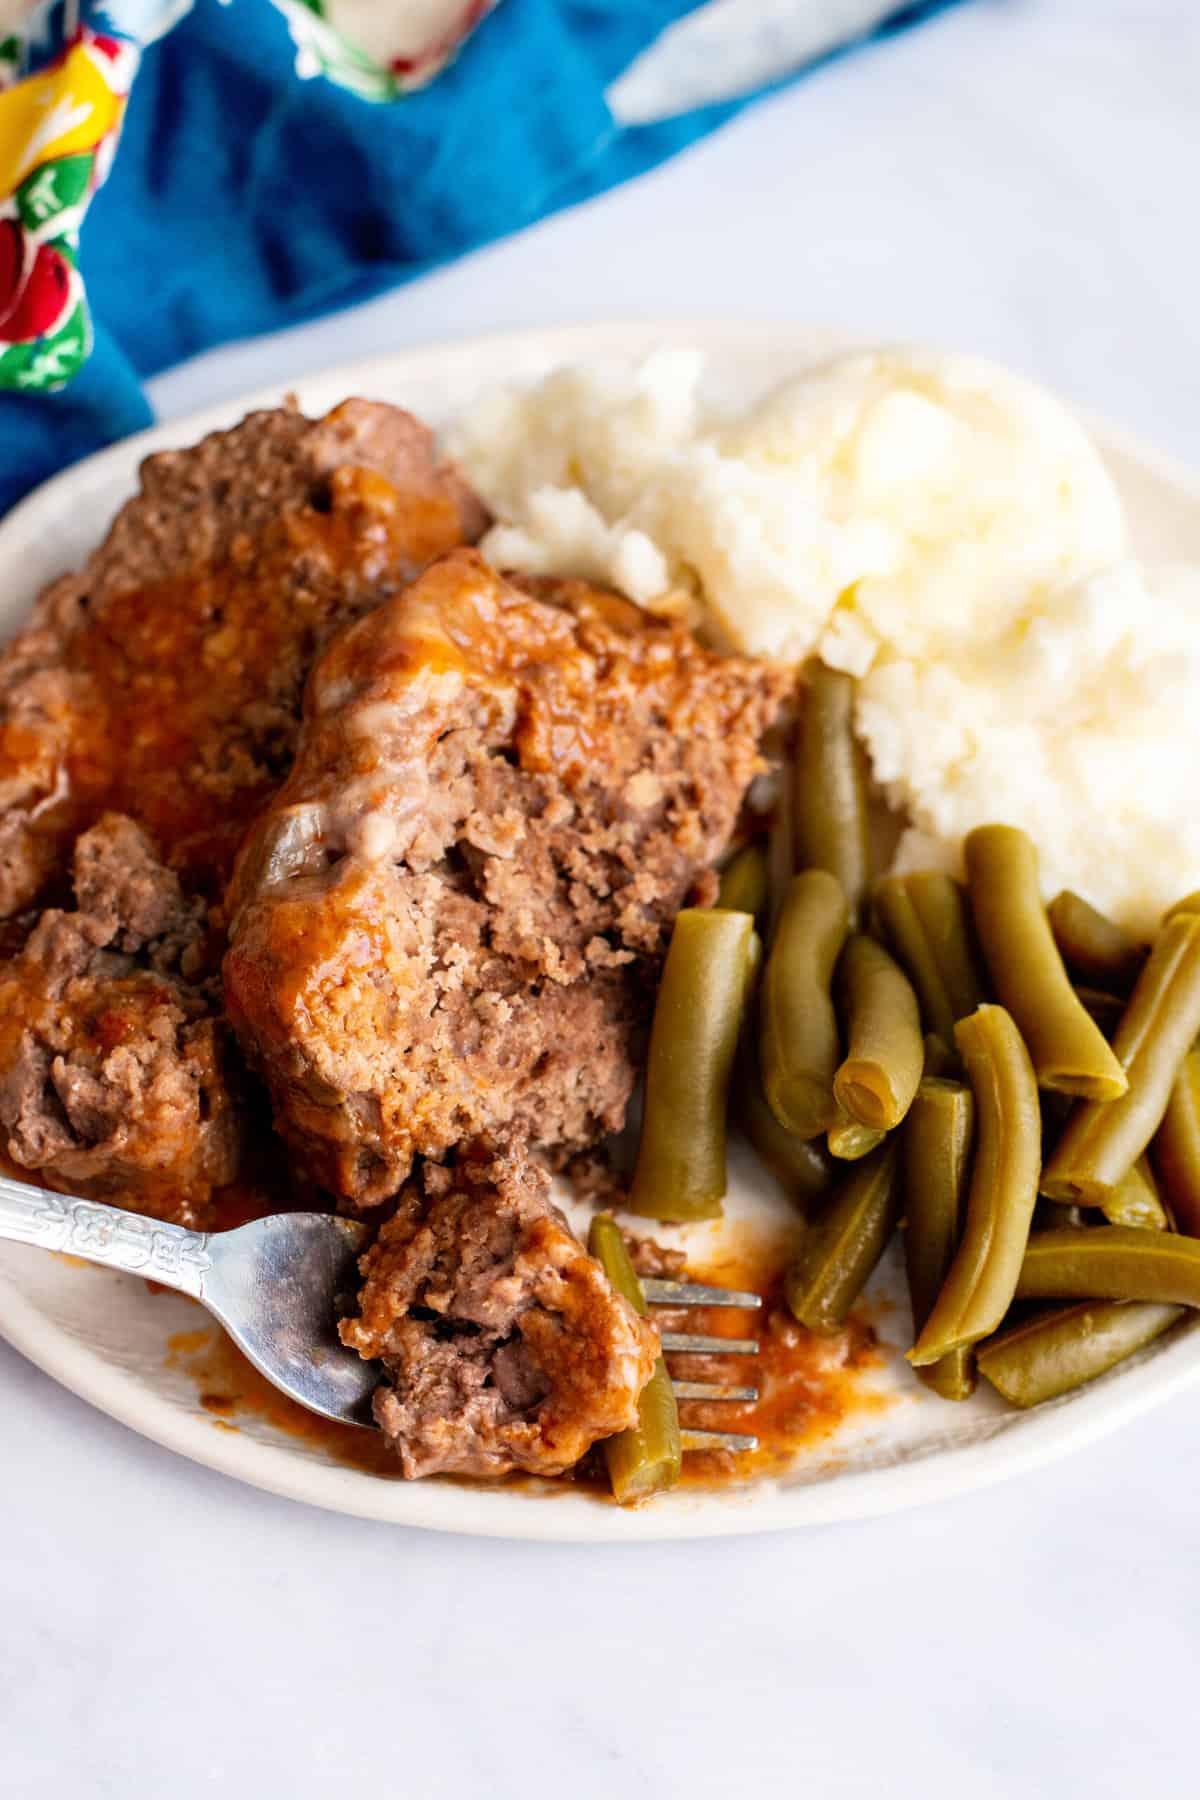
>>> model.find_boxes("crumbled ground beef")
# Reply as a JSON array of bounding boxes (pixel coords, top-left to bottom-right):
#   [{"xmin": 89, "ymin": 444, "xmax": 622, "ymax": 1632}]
[
  {"xmin": 0, "ymin": 815, "xmax": 238, "ymax": 1225},
  {"xmin": 561, "ymin": 1149, "xmax": 630, "ymax": 1211},
  {"xmin": 626, "ymin": 1235, "xmax": 689, "ymax": 1281},
  {"xmin": 340, "ymin": 1145, "xmax": 658, "ymax": 1478},
  {"xmin": 225, "ymin": 548, "xmax": 788, "ymax": 1205}
]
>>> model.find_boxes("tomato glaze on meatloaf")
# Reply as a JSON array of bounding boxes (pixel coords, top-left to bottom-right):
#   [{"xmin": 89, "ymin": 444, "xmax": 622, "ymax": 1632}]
[
  {"xmin": 0, "ymin": 398, "xmax": 486, "ymax": 916},
  {"xmin": 224, "ymin": 547, "xmax": 789, "ymax": 1208}
]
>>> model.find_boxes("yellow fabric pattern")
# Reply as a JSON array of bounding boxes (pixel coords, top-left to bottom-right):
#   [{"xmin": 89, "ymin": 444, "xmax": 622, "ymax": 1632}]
[{"xmin": 0, "ymin": 43, "xmax": 124, "ymax": 196}]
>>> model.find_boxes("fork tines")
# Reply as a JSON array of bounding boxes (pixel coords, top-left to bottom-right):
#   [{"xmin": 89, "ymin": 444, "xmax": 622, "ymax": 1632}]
[
  {"xmin": 657, "ymin": 1330, "xmax": 760, "ymax": 1356},
  {"xmin": 679, "ymin": 1428, "xmax": 759, "ymax": 1454},
  {"xmin": 643, "ymin": 1277, "xmax": 763, "ymax": 1452},
  {"xmin": 671, "ymin": 1380, "xmax": 758, "ymax": 1402},
  {"xmin": 641, "ymin": 1278, "xmax": 762, "ymax": 1309}
]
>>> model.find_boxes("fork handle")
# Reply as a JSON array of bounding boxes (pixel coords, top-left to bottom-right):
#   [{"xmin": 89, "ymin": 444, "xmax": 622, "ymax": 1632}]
[{"xmin": 0, "ymin": 1173, "xmax": 211, "ymax": 1299}]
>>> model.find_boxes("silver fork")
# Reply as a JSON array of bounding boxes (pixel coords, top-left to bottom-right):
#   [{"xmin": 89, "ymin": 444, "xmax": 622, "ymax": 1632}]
[
  {"xmin": 0, "ymin": 1174, "xmax": 378, "ymax": 1424},
  {"xmin": 640, "ymin": 1277, "xmax": 762, "ymax": 1454},
  {"xmin": 0, "ymin": 1175, "xmax": 762, "ymax": 1450}
]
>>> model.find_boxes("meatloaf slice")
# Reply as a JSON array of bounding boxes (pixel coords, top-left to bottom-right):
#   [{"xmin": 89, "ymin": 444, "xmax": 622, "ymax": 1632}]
[
  {"xmin": 224, "ymin": 548, "xmax": 788, "ymax": 1204},
  {"xmin": 340, "ymin": 1148, "xmax": 657, "ymax": 1479},
  {"xmin": 0, "ymin": 814, "xmax": 239, "ymax": 1226},
  {"xmin": 0, "ymin": 399, "xmax": 486, "ymax": 914}
]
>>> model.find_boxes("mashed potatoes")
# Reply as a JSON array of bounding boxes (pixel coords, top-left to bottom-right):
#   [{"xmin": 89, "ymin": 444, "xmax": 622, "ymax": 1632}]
[{"xmin": 453, "ymin": 347, "xmax": 1200, "ymax": 930}]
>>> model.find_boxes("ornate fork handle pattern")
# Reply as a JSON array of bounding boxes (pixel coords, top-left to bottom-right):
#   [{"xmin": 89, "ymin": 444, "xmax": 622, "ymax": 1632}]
[{"xmin": 0, "ymin": 1174, "xmax": 210, "ymax": 1299}]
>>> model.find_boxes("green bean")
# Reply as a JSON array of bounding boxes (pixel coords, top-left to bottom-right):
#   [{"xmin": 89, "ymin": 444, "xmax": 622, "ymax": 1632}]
[
  {"xmin": 732, "ymin": 1036, "xmax": 836, "ymax": 1207},
  {"xmin": 1154, "ymin": 1049, "xmax": 1200, "ymax": 1236},
  {"xmin": 874, "ymin": 875, "xmax": 982, "ymax": 1046},
  {"xmin": 904, "ymin": 873, "xmax": 989, "ymax": 1022},
  {"xmin": 826, "ymin": 1112, "xmax": 886, "ymax": 1161},
  {"xmin": 588, "ymin": 1215, "xmax": 682, "ymax": 1504},
  {"xmin": 629, "ymin": 909, "xmax": 754, "ymax": 1221},
  {"xmin": 792, "ymin": 664, "xmax": 870, "ymax": 926},
  {"xmin": 1043, "ymin": 913, "xmax": 1200, "ymax": 1206},
  {"xmin": 759, "ymin": 870, "xmax": 849, "ymax": 1138},
  {"xmin": 1100, "ymin": 1156, "xmax": 1168, "ymax": 1232},
  {"xmin": 765, "ymin": 755, "xmax": 796, "ymax": 943},
  {"xmin": 717, "ymin": 842, "xmax": 768, "ymax": 921},
  {"xmin": 976, "ymin": 1300, "xmax": 1185, "ymax": 1408},
  {"xmin": 909, "ymin": 1005, "xmax": 1041, "ymax": 1364},
  {"xmin": 1015, "ymin": 1224, "xmax": 1200, "ymax": 1307},
  {"xmin": 784, "ymin": 1140, "xmax": 902, "ymax": 1333},
  {"xmin": 965, "ymin": 826, "xmax": 1127, "ymax": 1101},
  {"xmin": 833, "ymin": 933, "xmax": 923, "ymax": 1132},
  {"xmin": 1074, "ymin": 986, "xmax": 1125, "ymax": 1039},
  {"xmin": 1047, "ymin": 890, "xmax": 1147, "ymax": 993},
  {"xmin": 744, "ymin": 927, "xmax": 763, "ymax": 987},
  {"xmin": 902, "ymin": 1078, "xmax": 976, "ymax": 1400}
]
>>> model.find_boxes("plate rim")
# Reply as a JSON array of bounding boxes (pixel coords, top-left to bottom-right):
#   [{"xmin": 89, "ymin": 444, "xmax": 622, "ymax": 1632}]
[
  {"xmin": 5, "ymin": 1247, "xmax": 1198, "ymax": 1540},
  {"xmin": 9, "ymin": 317, "xmax": 1198, "ymax": 554},
  {"xmin": 2, "ymin": 317, "xmax": 1199, "ymax": 1541}
]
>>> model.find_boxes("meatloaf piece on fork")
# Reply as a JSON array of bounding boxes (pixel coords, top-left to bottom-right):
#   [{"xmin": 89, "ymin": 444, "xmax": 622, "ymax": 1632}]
[{"xmin": 340, "ymin": 1145, "xmax": 658, "ymax": 1478}]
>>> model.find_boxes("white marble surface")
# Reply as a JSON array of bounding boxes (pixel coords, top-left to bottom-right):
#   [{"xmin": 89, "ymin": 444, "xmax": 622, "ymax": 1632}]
[{"xmin": 5, "ymin": 1, "xmax": 1200, "ymax": 1792}]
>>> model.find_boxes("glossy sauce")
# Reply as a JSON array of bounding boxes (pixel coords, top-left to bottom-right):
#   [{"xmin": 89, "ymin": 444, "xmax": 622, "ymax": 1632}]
[
  {"xmin": 164, "ymin": 1321, "xmax": 399, "ymax": 1478},
  {"xmin": 63, "ymin": 481, "xmax": 412, "ymax": 889},
  {"xmin": 672, "ymin": 1247, "xmax": 888, "ymax": 1488},
  {"xmin": 4, "ymin": 466, "xmax": 439, "ymax": 907},
  {"xmin": 254, "ymin": 553, "xmax": 731, "ymax": 859}
]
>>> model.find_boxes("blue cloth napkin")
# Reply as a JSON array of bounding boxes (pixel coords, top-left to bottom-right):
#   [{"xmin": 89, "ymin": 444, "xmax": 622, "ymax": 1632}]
[{"xmin": 0, "ymin": 0, "xmax": 962, "ymax": 515}]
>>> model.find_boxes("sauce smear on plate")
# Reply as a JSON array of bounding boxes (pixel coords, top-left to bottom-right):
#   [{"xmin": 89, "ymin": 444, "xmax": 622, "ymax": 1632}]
[{"xmin": 161, "ymin": 1234, "xmax": 889, "ymax": 1497}]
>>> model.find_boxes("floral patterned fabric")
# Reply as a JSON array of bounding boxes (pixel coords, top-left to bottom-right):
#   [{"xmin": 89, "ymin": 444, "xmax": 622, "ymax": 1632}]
[
  {"xmin": 0, "ymin": 18, "xmax": 138, "ymax": 391},
  {"xmin": 0, "ymin": 0, "xmax": 964, "ymax": 512},
  {"xmin": 0, "ymin": 0, "xmax": 495, "ymax": 393}
]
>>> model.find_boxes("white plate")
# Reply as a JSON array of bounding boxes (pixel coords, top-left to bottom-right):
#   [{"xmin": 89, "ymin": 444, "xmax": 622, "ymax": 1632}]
[{"xmin": 2, "ymin": 320, "xmax": 1199, "ymax": 1542}]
